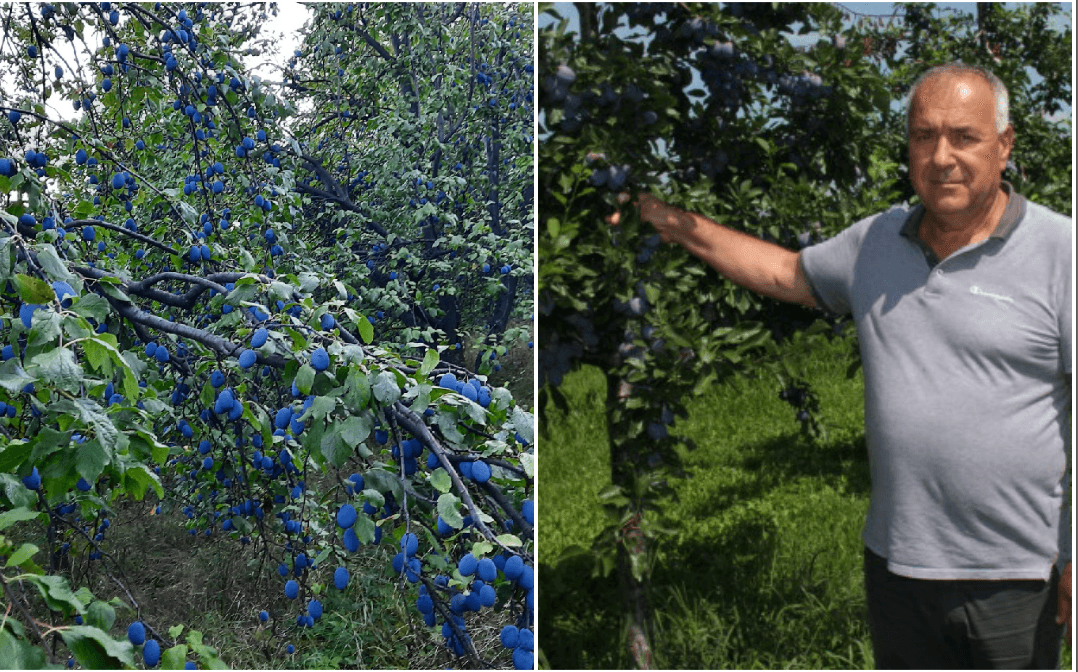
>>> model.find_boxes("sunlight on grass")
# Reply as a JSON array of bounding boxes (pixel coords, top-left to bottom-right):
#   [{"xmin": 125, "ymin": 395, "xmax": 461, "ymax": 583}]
[{"xmin": 541, "ymin": 335, "xmax": 875, "ymax": 668}]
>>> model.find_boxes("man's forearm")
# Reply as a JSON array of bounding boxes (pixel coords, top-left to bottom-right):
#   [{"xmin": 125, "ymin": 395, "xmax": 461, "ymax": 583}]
[{"xmin": 656, "ymin": 204, "xmax": 817, "ymax": 308}]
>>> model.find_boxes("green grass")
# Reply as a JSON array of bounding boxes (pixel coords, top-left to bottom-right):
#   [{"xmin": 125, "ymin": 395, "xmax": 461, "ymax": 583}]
[
  {"xmin": 50, "ymin": 472, "xmax": 517, "ymax": 670},
  {"xmin": 540, "ymin": 334, "xmax": 1072, "ymax": 669}
]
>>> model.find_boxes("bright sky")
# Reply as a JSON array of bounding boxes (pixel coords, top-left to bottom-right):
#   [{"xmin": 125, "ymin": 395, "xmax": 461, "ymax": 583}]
[{"xmin": 254, "ymin": 1, "xmax": 313, "ymax": 81}]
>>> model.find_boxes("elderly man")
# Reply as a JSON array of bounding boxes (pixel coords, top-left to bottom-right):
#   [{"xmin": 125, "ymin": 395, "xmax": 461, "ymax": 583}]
[{"xmin": 611, "ymin": 63, "xmax": 1071, "ymax": 668}]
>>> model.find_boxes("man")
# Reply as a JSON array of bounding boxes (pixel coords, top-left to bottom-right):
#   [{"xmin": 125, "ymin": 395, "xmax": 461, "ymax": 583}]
[{"xmin": 610, "ymin": 63, "xmax": 1072, "ymax": 668}]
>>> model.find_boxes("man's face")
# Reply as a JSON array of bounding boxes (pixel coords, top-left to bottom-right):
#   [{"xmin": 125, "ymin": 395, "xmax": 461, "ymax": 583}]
[{"xmin": 908, "ymin": 73, "xmax": 1013, "ymax": 223}]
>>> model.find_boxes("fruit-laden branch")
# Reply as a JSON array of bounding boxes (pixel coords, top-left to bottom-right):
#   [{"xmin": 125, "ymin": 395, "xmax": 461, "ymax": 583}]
[
  {"xmin": 478, "ymin": 479, "xmax": 532, "ymax": 540},
  {"xmin": 72, "ymin": 264, "xmax": 287, "ymax": 366},
  {"xmin": 293, "ymin": 153, "xmax": 392, "ymax": 238},
  {"xmin": 71, "ymin": 262, "xmax": 408, "ymax": 376},
  {"xmin": 2, "ymin": 108, "xmax": 202, "ymax": 241},
  {"xmin": 61, "ymin": 219, "xmax": 177, "ymax": 256},
  {"xmin": 420, "ymin": 572, "xmax": 485, "ymax": 665},
  {"xmin": 349, "ymin": 23, "xmax": 396, "ymax": 61},
  {"xmin": 442, "ymin": 3, "xmax": 468, "ymax": 26},
  {"xmin": 107, "ymin": 296, "xmax": 282, "ymax": 365},
  {"xmin": 387, "ymin": 401, "xmax": 526, "ymax": 558}
]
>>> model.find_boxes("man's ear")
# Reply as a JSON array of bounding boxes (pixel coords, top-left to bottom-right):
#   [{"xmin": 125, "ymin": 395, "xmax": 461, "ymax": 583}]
[{"xmin": 998, "ymin": 123, "xmax": 1015, "ymax": 165}]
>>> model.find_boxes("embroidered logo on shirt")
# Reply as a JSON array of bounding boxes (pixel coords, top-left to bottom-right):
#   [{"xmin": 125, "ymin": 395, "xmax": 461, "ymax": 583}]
[{"xmin": 969, "ymin": 285, "xmax": 1014, "ymax": 303}]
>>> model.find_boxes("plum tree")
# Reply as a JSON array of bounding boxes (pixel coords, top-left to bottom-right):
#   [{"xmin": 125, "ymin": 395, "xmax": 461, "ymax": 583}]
[
  {"xmin": 1, "ymin": 2, "xmax": 534, "ymax": 669},
  {"xmin": 540, "ymin": 2, "xmax": 1069, "ymax": 668}
]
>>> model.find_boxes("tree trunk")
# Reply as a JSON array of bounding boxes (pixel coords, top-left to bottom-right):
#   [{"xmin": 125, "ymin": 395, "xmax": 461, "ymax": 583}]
[{"xmin": 606, "ymin": 371, "xmax": 654, "ymax": 669}]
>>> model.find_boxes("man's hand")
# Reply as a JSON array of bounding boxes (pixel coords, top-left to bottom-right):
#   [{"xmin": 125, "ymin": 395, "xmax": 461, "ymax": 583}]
[
  {"xmin": 1058, "ymin": 561, "xmax": 1072, "ymax": 646},
  {"xmin": 606, "ymin": 193, "xmax": 695, "ymax": 245}
]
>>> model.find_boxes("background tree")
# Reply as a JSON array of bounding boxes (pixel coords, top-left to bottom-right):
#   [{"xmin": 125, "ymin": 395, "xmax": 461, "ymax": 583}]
[
  {"xmin": 538, "ymin": 2, "xmax": 1070, "ymax": 668},
  {"xmin": 1, "ymin": 2, "xmax": 534, "ymax": 669}
]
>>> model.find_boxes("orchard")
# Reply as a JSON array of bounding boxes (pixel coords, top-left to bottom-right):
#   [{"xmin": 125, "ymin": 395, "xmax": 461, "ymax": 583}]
[
  {"xmin": 0, "ymin": 2, "xmax": 534, "ymax": 669},
  {"xmin": 539, "ymin": 2, "xmax": 1069, "ymax": 668}
]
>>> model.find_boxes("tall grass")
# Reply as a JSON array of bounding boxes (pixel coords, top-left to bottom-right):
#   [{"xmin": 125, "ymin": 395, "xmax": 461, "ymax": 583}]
[{"xmin": 540, "ymin": 334, "xmax": 1072, "ymax": 669}]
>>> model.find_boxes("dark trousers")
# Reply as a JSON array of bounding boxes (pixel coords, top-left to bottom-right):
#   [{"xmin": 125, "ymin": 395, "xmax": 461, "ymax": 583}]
[{"xmin": 864, "ymin": 547, "xmax": 1063, "ymax": 669}]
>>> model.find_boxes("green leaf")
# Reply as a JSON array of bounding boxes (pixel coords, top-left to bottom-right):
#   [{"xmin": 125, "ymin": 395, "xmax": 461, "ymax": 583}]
[
  {"xmin": 319, "ymin": 427, "xmax": 349, "ymax": 467},
  {"xmin": 24, "ymin": 574, "xmax": 82, "ymax": 614},
  {"xmin": 357, "ymin": 316, "xmax": 374, "ymax": 344},
  {"xmin": 434, "ymin": 410, "xmax": 465, "ymax": 447},
  {"xmin": 429, "ymin": 467, "xmax": 452, "ymax": 493},
  {"xmin": 294, "ymin": 365, "xmax": 315, "ymax": 396},
  {"xmin": 35, "ymin": 244, "xmax": 75, "ymax": 282},
  {"xmin": 310, "ymin": 395, "xmax": 336, "ymax": 421},
  {"xmin": 353, "ymin": 513, "xmax": 376, "ymax": 544},
  {"xmin": 372, "ymin": 370, "xmax": 400, "ymax": 404},
  {"xmin": 437, "ymin": 493, "xmax": 463, "ymax": 529},
  {"xmin": 161, "ymin": 644, "xmax": 189, "ymax": 670},
  {"xmin": 239, "ymin": 249, "xmax": 256, "ymax": 271},
  {"xmin": 0, "ymin": 360, "xmax": 34, "ymax": 395},
  {"xmin": 520, "ymin": 452, "xmax": 535, "ymax": 479},
  {"xmin": 419, "ymin": 348, "xmax": 439, "ymax": 377},
  {"xmin": 0, "ymin": 629, "xmax": 47, "ymax": 669},
  {"xmin": 121, "ymin": 462, "xmax": 163, "ymax": 500},
  {"xmin": 76, "ymin": 439, "xmax": 110, "ymax": 484},
  {"xmin": 96, "ymin": 281, "xmax": 130, "ymax": 302},
  {"xmin": 495, "ymin": 534, "xmax": 523, "ymax": 547},
  {"xmin": 61, "ymin": 625, "xmax": 136, "ymax": 669},
  {"xmin": 343, "ymin": 368, "xmax": 371, "ymax": 410},
  {"xmin": 6, "ymin": 542, "xmax": 39, "ymax": 568},
  {"xmin": 0, "ymin": 473, "xmax": 36, "ymax": 508},
  {"xmin": 511, "ymin": 406, "xmax": 534, "ymax": 445},
  {"xmin": 339, "ymin": 414, "xmax": 372, "ymax": 447},
  {"xmin": 363, "ymin": 468, "xmax": 403, "ymax": 503},
  {"xmin": 28, "ymin": 347, "xmax": 83, "ymax": 393},
  {"xmin": 28, "ymin": 310, "xmax": 62, "ymax": 346},
  {"xmin": 360, "ymin": 488, "xmax": 385, "ymax": 509},
  {"xmin": 15, "ymin": 273, "xmax": 54, "ymax": 304},
  {"xmin": 0, "ymin": 507, "xmax": 41, "ymax": 531},
  {"xmin": 73, "ymin": 399, "xmax": 119, "ymax": 452},
  {"xmin": 83, "ymin": 338, "xmax": 112, "ymax": 375},
  {"xmin": 85, "ymin": 599, "xmax": 116, "ymax": 632}
]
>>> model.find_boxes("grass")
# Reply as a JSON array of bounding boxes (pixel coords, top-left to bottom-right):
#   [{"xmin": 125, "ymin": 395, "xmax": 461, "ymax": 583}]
[
  {"xmin": 42, "ymin": 466, "xmax": 519, "ymax": 670},
  {"xmin": 82, "ymin": 497, "xmax": 440, "ymax": 669},
  {"xmin": 539, "ymin": 333, "xmax": 1072, "ymax": 669}
]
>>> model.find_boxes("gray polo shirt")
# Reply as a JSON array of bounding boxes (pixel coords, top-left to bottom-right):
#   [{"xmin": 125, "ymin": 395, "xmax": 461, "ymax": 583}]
[{"xmin": 801, "ymin": 183, "xmax": 1072, "ymax": 580}]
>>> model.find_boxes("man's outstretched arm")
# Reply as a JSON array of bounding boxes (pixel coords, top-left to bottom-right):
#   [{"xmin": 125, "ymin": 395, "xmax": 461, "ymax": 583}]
[{"xmin": 610, "ymin": 193, "xmax": 818, "ymax": 308}]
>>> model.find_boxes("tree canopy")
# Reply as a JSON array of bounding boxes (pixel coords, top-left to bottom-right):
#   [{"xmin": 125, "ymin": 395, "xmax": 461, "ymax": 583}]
[{"xmin": 1, "ymin": 2, "xmax": 534, "ymax": 669}]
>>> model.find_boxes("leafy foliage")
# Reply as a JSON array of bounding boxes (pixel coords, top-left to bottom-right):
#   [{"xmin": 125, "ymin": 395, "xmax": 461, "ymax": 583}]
[{"xmin": 0, "ymin": 2, "xmax": 534, "ymax": 668}]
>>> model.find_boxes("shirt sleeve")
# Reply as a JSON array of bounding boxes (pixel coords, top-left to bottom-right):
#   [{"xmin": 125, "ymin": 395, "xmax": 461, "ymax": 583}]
[{"xmin": 799, "ymin": 213, "xmax": 876, "ymax": 316}]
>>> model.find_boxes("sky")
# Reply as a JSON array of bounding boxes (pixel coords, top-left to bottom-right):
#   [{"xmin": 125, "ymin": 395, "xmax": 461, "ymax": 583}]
[{"xmin": 255, "ymin": 1, "xmax": 313, "ymax": 81}]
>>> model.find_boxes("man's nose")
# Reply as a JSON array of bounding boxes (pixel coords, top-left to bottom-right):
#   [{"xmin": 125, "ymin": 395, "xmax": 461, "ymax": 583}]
[{"xmin": 930, "ymin": 137, "xmax": 958, "ymax": 171}]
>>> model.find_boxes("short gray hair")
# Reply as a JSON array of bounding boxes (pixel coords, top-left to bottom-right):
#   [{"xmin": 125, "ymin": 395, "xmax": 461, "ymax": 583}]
[{"xmin": 906, "ymin": 63, "xmax": 1010, "ymax": 136}]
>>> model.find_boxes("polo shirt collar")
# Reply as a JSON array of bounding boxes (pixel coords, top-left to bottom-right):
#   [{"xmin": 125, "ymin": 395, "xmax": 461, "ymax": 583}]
[{"xmin": 901, "ymin": 181, "xmax": 1026, "ymax": 242}]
